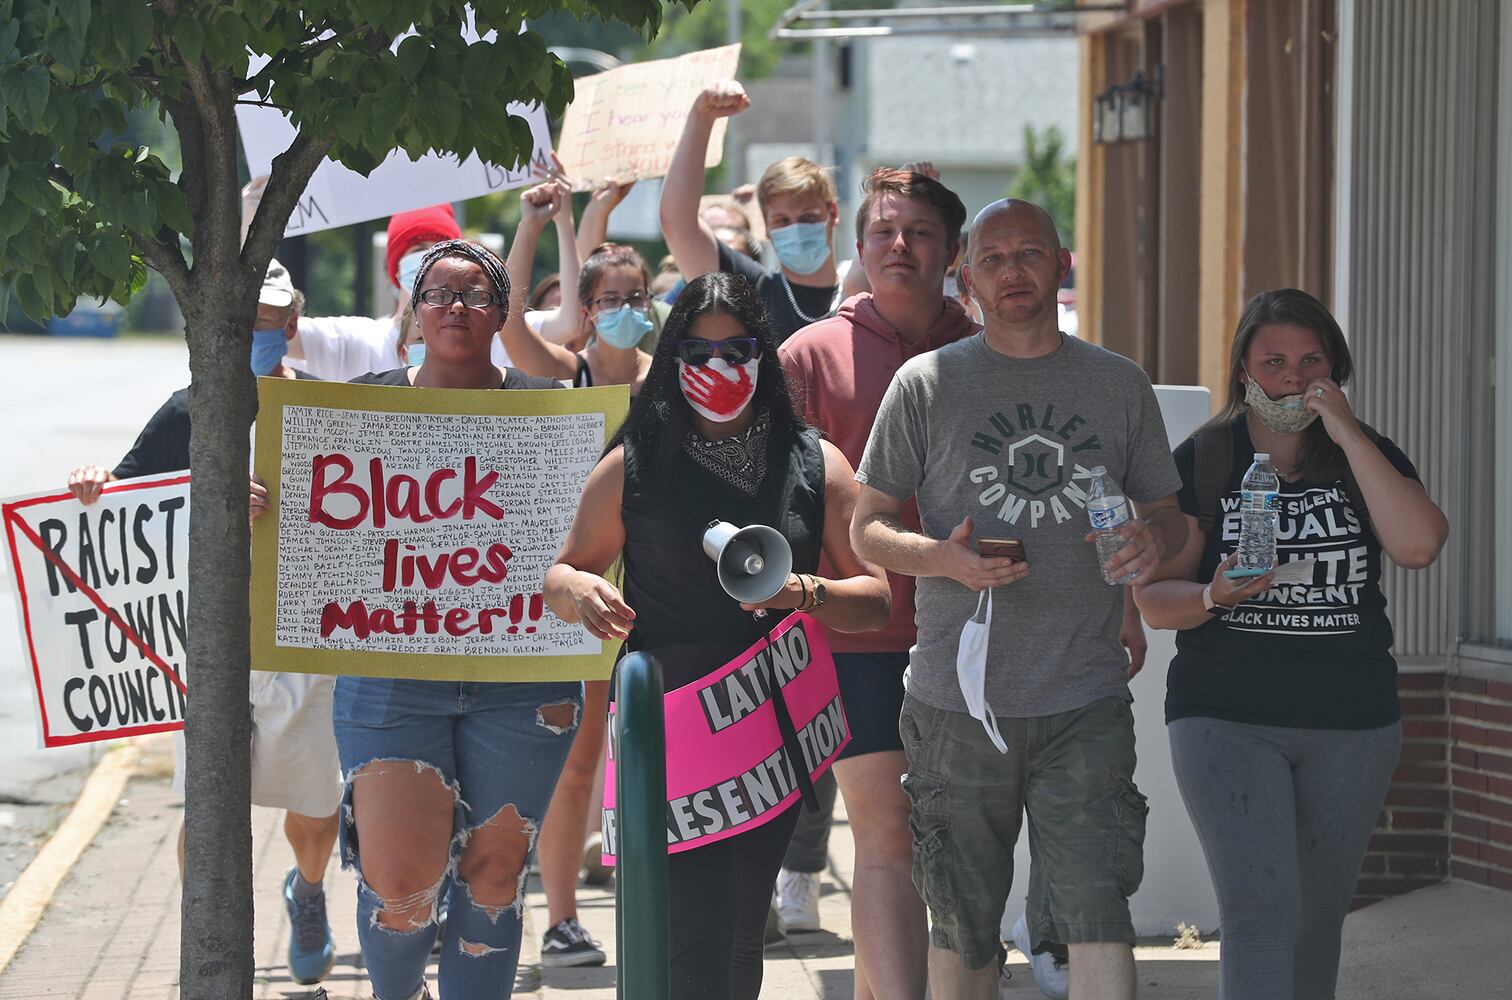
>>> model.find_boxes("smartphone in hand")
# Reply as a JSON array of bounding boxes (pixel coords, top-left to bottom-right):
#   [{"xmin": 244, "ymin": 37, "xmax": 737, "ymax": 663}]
[{"xmin": 978, "ymin": 538, "xmax": 1026, "ymax": 562}]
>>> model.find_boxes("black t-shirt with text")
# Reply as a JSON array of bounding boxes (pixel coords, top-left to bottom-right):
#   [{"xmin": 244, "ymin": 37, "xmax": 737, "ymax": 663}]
[
  {"xmin": 112, "ymin": 371, "xmax": 321, "ymax": 479},
  {"xmin": 717, "ymin": 243, "xmax": 836, "ymax": 344},
  {"xmin": 1166, "ymin": 418, "xmax": 1421, "ymax": 730}
]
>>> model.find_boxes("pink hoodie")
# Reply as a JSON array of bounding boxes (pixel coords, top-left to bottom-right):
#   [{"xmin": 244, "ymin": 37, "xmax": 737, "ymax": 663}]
[{"xmin": 780, "ymin": 293, "xmax": 980, "ymax": 653}]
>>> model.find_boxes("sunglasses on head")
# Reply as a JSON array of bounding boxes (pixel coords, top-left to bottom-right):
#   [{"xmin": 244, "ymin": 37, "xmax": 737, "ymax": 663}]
[{"xmin": 676, "ymin": 337, "xmax": 760, "ymax": 367}]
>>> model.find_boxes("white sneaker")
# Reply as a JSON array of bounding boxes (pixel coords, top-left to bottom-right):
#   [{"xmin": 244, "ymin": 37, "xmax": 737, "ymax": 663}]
[
  {"xmin": 1011, "ymin": 915, "xmax": 1069, "ymax": 1000},
  {"xmin": 775, "ymin": 869, "xmax": 821, "ymax": 933}
]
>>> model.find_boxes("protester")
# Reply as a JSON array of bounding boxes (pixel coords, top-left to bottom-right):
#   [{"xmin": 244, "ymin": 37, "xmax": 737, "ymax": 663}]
[
  {"xmin": 66, "ymin": 260, "xmax": 341, "ymax": 988},
  {"xmin": 651, "ymin": 255, "xmax": 683, "ymax": 299},
  {"xmin": 500, "ymin": 182, "xmax": 653, "ymax": 394},
  {"xmin": 529, "ymin": 275, "xmax": 563, "ymax": 311},
  {"xmin": 281, "ymin": 203, "xmax": 468, "ymax": 380},
  {"xmin": 661, "ymin": 81, "xmax": 842, "ymax": 341},
  {"xmin": 779, "ymin": 167, "xmax": 974, "ymax": 997},
  {"xmin": 544, "ymin": 272, "xmax": 891, "ymax": 1000},
  {"xmin": 851, "ymin": 199, "xmax": 1188, "ymax": 1000},
  {"xmin": 1133, "ymin": 288, "xmax": 1448, "ymax": 1000},
  {"xmin": 308, "ymin": 239, "xmax": 577, "ymax": 1000},
  {"xmin": 494, "ymin": 180, "xmax": 652, "ymax": 968}
]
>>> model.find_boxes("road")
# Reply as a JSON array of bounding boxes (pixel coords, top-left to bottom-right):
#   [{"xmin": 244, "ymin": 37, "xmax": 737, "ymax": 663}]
[{"xmin": 0, "ymin": 333, "xmax": 189, "ymax": 886}]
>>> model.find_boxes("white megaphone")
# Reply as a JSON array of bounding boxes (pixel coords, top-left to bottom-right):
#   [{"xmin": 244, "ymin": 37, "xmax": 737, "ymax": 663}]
[{"xmin": 702, "ymin": 520, "xmax": 793, "ymax": 607}]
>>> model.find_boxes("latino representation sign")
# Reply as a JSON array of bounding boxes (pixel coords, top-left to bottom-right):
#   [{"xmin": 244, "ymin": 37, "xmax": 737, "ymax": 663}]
[
  {"xmin": 600, "ymin": 613, "xmax": 849, "ymax": 862},
  {"xmin": 2, "ymin": 475, "xmax": 190, "ymax": 748},
  {"xmin": 252, "ymin": 377, "xmax": 628, "ymax": 681}
]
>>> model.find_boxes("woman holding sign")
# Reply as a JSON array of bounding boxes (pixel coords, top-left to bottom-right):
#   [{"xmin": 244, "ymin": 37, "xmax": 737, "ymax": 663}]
[
  {"xmin": 546, "ymin": 271, "xmax": 891, "ymax": 1000},
  {"xmin": 331, "ymin": 239, "xmax": 577, "ymax": 1000},
  {"xmin": 1134, "ymin": 289, "xmax": 1447, "ymax": 1000}
]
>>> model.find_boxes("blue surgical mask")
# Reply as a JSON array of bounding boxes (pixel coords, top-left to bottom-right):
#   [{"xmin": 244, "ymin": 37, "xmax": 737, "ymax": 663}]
[
  {"xmin": 769, "ymin": 221, "xmax": 832, "ymax": 276},
  {"xmin": 405, "ymin": 342, "xmax": 426, "ymax": 367},
  {"xmin": 397, "ymin": 250, "xmax": 427, "ymax": 294},
  {"xmin": 593, "ymin": 305, "xmax": 654, "ymax": 349},
  {"xmin": 250, "ymin": 328, "xmax": 286, "ymax": 375}
]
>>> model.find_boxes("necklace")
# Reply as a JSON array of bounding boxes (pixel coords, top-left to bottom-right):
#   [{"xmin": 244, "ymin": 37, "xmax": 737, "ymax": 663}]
[
  {"xmin": 683, "ymin": 408, "xmax": 771, "ymax": 498},
  {"xmin": 780, "ymin": 273, "xmax": 836, "ymax": 326}
]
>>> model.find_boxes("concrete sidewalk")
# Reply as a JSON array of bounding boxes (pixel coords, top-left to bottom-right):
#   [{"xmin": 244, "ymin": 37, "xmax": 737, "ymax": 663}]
[{"xmin": 0, "ymin": 745, "xmax": 1507, "ymax": 998}]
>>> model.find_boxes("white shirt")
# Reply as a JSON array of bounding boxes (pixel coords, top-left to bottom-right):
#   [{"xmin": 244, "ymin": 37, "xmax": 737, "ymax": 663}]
[{"xmin": 290, "ymin": 313, "xmax": 512, "ymax": 379}]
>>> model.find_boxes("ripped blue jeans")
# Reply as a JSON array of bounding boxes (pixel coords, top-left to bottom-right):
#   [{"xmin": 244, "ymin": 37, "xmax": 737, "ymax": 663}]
[{"xmin": 334, "ymin": 677, "xmax": 580, "ymax": 1000}]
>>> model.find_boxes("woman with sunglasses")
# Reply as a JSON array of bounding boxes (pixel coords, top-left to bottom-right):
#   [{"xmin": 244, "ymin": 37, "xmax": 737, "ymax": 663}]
[
  {"xmin": 492, "ymin": 182, "xmax": 656, "ymax": 967},
  {"xmin": 500, "ymin": 181, "xmax": 654, "ymax": 393},
  {"xmin": 331, "ymin": 240, "xmax": 579, "ymax": 1000},
  {"xmin": 545, "ymin": 271, "xmax": 891, "ymax": 999}
]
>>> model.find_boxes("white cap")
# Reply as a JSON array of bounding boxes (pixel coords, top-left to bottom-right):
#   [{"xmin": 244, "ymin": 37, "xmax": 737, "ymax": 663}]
[
  {"xmin": 259, "ymin": 258, "xmax": 296, "ymax": 309},
  {"xmin": 1254, "ymin": 452, "xmax": 1270, "ymax": 461}
]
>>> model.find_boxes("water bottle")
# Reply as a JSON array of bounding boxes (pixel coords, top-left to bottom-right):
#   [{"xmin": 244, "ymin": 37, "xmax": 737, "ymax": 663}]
[
  {"xmin": 1237, "ymin": 453, "xmax": 1281, "ymax": 571},
  {"xmin": 1086, "ymin": 466, "xmax": 1134, "ymax": 585}
]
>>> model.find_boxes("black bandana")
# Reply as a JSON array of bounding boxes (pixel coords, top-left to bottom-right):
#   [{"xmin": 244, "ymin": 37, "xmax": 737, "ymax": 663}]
[
  {"xmin": 683, "ymin": 408, "xmax": 771, "ymax": 498},
  {"xmin": 409, "ymin": 239, "xmax": 511, "ymax": 314}
]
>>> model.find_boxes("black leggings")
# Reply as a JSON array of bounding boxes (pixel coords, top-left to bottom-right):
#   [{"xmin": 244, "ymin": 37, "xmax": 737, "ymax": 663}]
[{"xmin": 669, "ymin": 802, "xmax": 802, "ymax": 1000}]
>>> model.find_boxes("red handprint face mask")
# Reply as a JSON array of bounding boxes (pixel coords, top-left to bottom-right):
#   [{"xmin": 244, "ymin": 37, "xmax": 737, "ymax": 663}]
[{"xmin": 679, "ymin": 357, "xmax": 760, "ymax": 423}]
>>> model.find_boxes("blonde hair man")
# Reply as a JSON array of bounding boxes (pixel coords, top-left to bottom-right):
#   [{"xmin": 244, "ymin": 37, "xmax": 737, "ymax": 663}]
[{"xmin": 660, "ymin": 81, "xmax": 842, "ymax": 342}]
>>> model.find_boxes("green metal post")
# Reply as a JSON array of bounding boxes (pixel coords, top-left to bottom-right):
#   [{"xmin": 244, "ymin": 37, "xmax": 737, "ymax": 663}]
[{"xmin": 614, "ymin": 652, "xmax": 669, "ymax": 1000}]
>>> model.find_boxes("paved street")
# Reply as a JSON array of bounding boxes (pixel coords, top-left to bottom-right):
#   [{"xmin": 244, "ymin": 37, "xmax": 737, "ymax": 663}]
[{"xmin": 0, "ymin": 333, "xmax": 190, "ymax": 890}]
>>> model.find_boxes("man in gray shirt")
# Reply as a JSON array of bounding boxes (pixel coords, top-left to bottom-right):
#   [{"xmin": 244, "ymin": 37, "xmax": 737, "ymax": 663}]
[{"xmin": 851, "ymin": 199, "xmax": 1187, "ymax": 1000}]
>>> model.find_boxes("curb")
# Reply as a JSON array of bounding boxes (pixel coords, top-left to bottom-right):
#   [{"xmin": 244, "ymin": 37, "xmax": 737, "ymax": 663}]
[{"xmin": 0, "ymin": 744, "xmax": 140, "ymax": 975}]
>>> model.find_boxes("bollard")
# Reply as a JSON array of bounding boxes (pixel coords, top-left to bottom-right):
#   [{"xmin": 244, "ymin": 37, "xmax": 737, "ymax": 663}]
[{"xmin": 614, "ymin": 652, "xmax": 669, "ymax": 1000}]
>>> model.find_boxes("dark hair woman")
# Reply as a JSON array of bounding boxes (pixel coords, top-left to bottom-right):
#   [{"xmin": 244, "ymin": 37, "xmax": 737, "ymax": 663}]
[
  {"xmin": 544, "ymin": 272, "xmax": 891, "ymax": 999},
  {"xmin": 1134, "ymin": 288, "xmax": 1448, "ymax": 1000},
  {"xmin": 500, "ymin": 182, "xmax": 655, "ymax": 392},
  {"xmin": 331, "ymin": 239, "xmax": 581, "ymax": 1000}
]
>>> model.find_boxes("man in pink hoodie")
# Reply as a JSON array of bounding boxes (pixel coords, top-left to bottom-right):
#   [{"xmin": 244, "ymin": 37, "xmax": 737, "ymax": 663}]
[{"xmin": 779, "ymin": 168, "xmax": 975, "ymax": 1000}]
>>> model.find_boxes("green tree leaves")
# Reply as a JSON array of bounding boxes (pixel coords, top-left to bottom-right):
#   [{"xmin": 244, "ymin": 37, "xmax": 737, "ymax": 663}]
[
  {"xmin": 0, "ymin": 0, "xmax": 680, "ymax": 323},
  {"xmin": 1006, "ymin": 124, "xmax": 1076, "ymax": 246}
]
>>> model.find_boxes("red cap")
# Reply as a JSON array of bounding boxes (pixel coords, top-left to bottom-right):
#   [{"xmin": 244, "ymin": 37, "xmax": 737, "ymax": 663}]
[{"xmin": 386, "ymin": 204, "xmax": 462, "ymax": 288}]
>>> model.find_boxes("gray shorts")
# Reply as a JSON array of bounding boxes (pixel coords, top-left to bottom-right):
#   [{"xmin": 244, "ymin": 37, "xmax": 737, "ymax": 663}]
[{"xmin": 899, "ymin": 693, "xmax": 1147, "ymax": 970}]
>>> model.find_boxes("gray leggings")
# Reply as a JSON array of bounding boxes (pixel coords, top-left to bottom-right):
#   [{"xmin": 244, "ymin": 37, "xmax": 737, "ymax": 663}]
[{"xmin": 1168, "ymin": 717, "xmax": 1401, "ymax": 1000}]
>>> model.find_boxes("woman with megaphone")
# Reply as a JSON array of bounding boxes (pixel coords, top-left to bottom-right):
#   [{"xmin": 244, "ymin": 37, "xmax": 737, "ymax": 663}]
[{"xmin": 546, "ymin": 271, "xmax": 892, "ymax": 1000}]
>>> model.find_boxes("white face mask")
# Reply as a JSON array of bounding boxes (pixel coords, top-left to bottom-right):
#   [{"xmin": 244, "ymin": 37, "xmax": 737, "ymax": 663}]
[{"xmin": 956, "ymin": 589, "xmax": 1007, "ymax": 753}]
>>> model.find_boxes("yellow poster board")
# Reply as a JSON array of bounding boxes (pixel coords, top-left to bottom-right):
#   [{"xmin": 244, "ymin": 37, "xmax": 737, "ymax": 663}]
[{"xmin": 251, "ymin": 377, "xmax": 629, "ymax": 682}]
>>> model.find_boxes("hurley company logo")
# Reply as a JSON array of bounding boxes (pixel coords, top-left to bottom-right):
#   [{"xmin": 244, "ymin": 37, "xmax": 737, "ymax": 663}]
[{"xmin": 966, "ymin": 403, "xmax": 1105, "ymax": 530}]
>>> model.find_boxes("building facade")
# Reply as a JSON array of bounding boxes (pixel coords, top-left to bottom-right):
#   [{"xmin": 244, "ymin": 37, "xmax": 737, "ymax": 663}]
[{"xmin": 1076, "ymin": 0, "xmax": 1512, "ymax": 902}]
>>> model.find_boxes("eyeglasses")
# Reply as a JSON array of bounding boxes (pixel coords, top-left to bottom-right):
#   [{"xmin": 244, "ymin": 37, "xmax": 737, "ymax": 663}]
[
  {"xmin": 677, "ymin": 337, "xmax": 760, "ymax": 367},
  {"xmin": 419, "ymin": 287, "xmax": 500, "ymax": 309},
  {"xmin": 589, "ymin": 291, "xmax": 651, "ymax": 313}
]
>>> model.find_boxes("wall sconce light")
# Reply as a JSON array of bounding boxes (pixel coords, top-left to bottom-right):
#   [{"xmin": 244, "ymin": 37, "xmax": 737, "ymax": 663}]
[{"xmin": 1093, "ymin": 66, "xmax": 1162, "ymax": 144}]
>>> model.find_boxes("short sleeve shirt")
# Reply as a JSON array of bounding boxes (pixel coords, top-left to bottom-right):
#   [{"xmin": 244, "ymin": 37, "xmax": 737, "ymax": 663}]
[
  {"xmin": 717, "ymin": 243, "xmax": 836, "ymax": 344},
  {"xmin": 1165, "ymin": 418, "xmax": 1420, "ymax": 729},
  {"xmin": 856, "ymin": 333, "xmax": 1182, "ymax": 717}
]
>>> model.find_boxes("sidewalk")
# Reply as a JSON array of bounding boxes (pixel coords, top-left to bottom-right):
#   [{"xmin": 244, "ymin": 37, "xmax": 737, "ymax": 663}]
[{"xmin": 0, "ymin": 745, "xmax": 1506, "ymax": 998}]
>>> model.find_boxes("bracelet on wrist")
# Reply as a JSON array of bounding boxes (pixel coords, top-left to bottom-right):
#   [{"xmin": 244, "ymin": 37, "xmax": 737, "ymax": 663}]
[{"xmin": 796, "ymin": 574, "xmax": 810, "ymax": 611}]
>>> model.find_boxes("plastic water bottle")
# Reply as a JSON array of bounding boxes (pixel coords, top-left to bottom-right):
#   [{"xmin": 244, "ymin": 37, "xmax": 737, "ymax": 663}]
[
  {"xmin": 1087, "ymin": 466, "xmax": 1134, "ymax": 585},
  {"xmin": 1237, "ymin": 453, "xmax": 1281, "ymax": 572}
]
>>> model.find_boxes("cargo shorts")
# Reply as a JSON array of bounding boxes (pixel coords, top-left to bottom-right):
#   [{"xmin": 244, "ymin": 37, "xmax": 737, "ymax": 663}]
[{"xmin": 898, "ymin": 693, "xmax": 1148, "ymax": 970}]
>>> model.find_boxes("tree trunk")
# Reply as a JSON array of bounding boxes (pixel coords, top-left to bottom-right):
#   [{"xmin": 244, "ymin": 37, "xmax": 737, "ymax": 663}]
[{"xmin": 179, "ymin": 288, "xmax": 260, "ymax": 998}]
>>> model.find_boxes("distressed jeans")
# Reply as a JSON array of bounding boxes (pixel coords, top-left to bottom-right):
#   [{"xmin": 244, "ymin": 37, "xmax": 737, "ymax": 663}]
[{"xmin": 334, "ymin": 677, "xmax": 580, "ymax": 1000}]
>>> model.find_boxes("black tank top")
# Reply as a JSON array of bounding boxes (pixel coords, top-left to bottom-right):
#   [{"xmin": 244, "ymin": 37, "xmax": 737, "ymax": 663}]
[{"xmin": 621, "ymin": 423, "xmax": 825, "ymax": 690}]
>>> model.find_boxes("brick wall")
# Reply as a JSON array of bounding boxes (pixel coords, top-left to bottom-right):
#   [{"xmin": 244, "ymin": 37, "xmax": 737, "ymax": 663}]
[
  {"xmin": 1355, "ymin": 671, "xmax": 1451, "ymax": 907},
  {"xmin": 1448, "ymin": 675, "xmax": 1512, "ymax": 892}
]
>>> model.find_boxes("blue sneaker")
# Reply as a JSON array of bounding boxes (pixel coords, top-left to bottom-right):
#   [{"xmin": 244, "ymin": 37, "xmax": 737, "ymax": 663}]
[{"xmin": 283, "ymin": 866, "xmax": 335, "ymax": 985}]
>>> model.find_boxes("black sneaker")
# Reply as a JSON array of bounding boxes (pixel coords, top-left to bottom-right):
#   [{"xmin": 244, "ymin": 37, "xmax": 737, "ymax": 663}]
[{"xmin": 540, "ymin": 918, "xmax": 606, "ymax": 968}]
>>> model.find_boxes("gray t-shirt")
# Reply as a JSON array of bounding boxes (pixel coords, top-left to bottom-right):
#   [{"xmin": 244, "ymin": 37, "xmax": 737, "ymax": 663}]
[{"xmin": 856, "ymin": 333, "xmax": 1182, "ymax": 717}]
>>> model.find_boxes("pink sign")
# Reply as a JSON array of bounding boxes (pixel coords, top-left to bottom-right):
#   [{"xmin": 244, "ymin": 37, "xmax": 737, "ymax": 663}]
[{"xmin": 601, "ymin": 612, "xmax": 849, "ymax": 861}]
